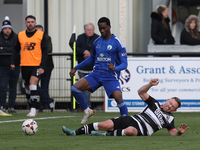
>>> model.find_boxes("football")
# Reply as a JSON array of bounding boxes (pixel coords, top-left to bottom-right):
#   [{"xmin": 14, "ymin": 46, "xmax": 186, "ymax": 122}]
[{"xmin": 22, "ymin": 119, "xmax": 38, "ymax": 135}]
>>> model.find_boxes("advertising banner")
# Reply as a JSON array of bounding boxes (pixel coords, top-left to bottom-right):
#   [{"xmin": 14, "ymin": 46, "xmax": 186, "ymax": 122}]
[{"xmin": 105, "ymin": 57, "xmax": 200, "ymax": 112}]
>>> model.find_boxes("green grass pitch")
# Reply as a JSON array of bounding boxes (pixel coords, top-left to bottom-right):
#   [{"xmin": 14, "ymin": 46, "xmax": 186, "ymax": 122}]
[{"xmin": 0, "ymin": 112, "xmax": 200, "ymax": 150}]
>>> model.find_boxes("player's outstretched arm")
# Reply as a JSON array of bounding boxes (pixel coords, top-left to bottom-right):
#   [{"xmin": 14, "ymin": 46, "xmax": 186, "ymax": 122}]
[
  {"xmin": 138, "ymin": 78, "xmax": 159, "ymax": 101},
  {"xmin": 69, "ymin": 68, "xmax": 77, "ymax": 77},
  {"xmin": 169, "ymin": 123, "xmax": 189, "ymax": 136}
]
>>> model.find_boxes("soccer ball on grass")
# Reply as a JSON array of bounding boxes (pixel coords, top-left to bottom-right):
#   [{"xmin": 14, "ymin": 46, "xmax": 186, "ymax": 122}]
[{"xmin": 22, "ymin": 119, "xmax": 38, "ymax": 135}]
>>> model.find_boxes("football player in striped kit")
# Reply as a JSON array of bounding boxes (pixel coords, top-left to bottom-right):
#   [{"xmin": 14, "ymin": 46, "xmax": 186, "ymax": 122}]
[{"xmin": 63, "ymin": 78, "xmax": 189, "ymax": 136}]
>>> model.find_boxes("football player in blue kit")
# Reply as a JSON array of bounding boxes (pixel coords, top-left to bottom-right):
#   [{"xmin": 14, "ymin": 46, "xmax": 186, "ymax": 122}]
[
  {"xmin": 69, "ymin": 17, "xmax": 128, "ymax": 125},
  {"xmin": 63, "ymin": 78, "xmax": 189, "ymax": 136}
]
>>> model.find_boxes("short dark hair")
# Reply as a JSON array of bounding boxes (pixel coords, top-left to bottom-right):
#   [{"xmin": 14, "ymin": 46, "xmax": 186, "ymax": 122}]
[
  {"xmin": 171, "ymin": 97, "xmax": 181, "ymax": 108},
  {"xmin": 35, "ymin": 24, "xmax": 43, "ymax": 30},
  {"xmin": 25, "ymin": 15, "xmax": 36, "ymax": 21},
  {"xmin": 98, "ymin": 17, "xmax": 110, "ymax": 26}
]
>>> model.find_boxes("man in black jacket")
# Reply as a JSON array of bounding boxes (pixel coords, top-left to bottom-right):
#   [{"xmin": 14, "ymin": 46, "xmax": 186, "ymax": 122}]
[
  {"xmin": 35, "ymin": 24, "xmax": 54, "ymax": 112},
  {"xmin": 0, "ymin": 16, "xmax": 20, "ymax": 114},
  {"xmin": 76, "ymin": 23, "xmax": 99, "ymax": 108}
]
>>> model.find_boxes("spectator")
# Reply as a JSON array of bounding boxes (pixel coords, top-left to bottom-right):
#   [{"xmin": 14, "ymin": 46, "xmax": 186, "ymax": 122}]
[
  {"xmin": 177, "ymin": 0, "xmax": 200, "ymax": 24},
  {"xmin": 151, "ymin": 5, "xmax": 175, "ymax": 44},
  {"xmin": 11, "ymin": 15, "xmax": 48, "ymax": 117},
  {"xmin": 0, "ymin": 16, "xmax": 20, "ymax": 113},
  {"xmin": 76, "ymin": 23, "xmax": 99, "ymax": 108},
  {"xmin": 180, "ymin": 15, "xmax": 200, "ymax": 45},
  {"xmin": 35, "ymin": 25, "xmax": 54, "ymax": 112}
]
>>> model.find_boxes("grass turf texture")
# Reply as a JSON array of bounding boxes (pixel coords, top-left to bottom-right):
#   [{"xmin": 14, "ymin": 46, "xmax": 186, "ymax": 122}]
[{"xmin": 0, "ymin": 112, "xmax": 200, "ymax": 150}]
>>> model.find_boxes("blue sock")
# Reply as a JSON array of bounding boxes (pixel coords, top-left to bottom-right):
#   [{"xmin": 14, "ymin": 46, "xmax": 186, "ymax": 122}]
[
  {"xmin": 117, "ymin": 101, "xmax": 128, "ymax": 116},
  {"xmin": 71, "ymin": 85, "xmax": 88, "ymax": 110}
]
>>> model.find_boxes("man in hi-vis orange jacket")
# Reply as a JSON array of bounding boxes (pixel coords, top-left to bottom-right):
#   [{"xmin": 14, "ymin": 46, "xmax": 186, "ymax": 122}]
[{"xmin": 11, "ymin": 15, "xmax": 48, "ymax": 117}]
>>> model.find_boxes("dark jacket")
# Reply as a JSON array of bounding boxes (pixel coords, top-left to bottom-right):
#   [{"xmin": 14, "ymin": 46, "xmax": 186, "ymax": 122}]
[
  {"xmin": 76, "ymin": 33, "xmax": 99, "ymax": 71},
  {"xmin": 180, "ymin": 15, "xmax": 200, "ymax": 45},
  {"xmin": 45, "ymin": 35, "xmax": 54, "ymax": 76},
  {"xmin": 151, "ymin": 12, "xmax": 175, "ymax": 45},
  {"xmin": 0, "ymin": 30, "xmax": 19, "ymax": 67}
]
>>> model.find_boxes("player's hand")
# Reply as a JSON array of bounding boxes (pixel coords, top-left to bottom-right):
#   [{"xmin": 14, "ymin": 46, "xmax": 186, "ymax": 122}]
[
  {"xmin": 38, "ymin": 68, "xmax": 44, "ymax": 75},
  {"xmin": 83, "ymin": 50, "xmax": 91, "ymax": 58},
  {"xmin": 178, "ymin": 123, "xmax": 189, "ymax": 134},
  {"xmin": 10, "ymin": 64, "xmax": 15, "ymax": 70},
  {"xmin": 69, "ymin": 68, "xmax": 77, "ymax": 77},
  {"xmin": 150, "ymin": 78, "xmax": 159, "ymax": 86},
  {"xmin": 108, "ymin": 63, "xmax": 114, "ymax": 71}
]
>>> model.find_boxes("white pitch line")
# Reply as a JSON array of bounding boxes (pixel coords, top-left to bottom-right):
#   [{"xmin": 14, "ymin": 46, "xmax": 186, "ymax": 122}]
[{"xmin": 0, "ymin": 116, "xmax": 75, "ymax": 124}]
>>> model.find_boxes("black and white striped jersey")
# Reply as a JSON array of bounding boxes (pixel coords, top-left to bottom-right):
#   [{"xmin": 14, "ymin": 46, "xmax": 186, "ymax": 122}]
[{"xmin": 131, "ymin": 96, "xmax": 175, "ymax": 136}]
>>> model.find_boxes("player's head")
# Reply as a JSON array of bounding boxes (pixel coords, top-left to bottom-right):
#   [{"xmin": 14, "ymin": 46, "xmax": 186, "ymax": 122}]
[
  {"xmin": 84, "ymin": 23, "xmax": 95, "ymax": 37},
  {"xmin": 25, "ymin": 15, "xmax": 36, "ymax": 32},
  {"xmin": 35, "ymin": 24, "xmax": 43, "ymax": 31},
  {"xmin": 2, "ymin": 16, "xmax": 12, "ymax": 38},
  {"xmin": 98, "ymin": 17, "xmax": 110, "ymax": 26},
  {"xmin": 97, "ymin": 17, "xmax": 111, "ymax": 39},
  {"xmin": 163, "ymin": 97, "xmax": 181, "ymax": 112}
]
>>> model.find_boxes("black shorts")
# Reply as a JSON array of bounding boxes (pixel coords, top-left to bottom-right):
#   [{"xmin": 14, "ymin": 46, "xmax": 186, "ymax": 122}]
[
  {"xmin": 21, "ymin": 66, "xmax": 40, "ymax": 85},
  {"xmin": 111, "ymin": 116, "xmax": 142, "ymax": 136}
]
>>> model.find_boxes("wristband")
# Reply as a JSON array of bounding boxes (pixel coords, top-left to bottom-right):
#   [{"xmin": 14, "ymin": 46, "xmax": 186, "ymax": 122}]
[{"xmin": 178, "ymin": 130, "xmax": 182, "ymax": 135}]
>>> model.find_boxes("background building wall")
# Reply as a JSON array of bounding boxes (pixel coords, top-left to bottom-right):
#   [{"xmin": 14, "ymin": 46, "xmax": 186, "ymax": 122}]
[
  {"xmin": 0, "ymin": 0, "xmax": 153, "ymax": 99},
  {"xmin": 0, "ymin": 0, "xmax": 27, "ymax": 33}
]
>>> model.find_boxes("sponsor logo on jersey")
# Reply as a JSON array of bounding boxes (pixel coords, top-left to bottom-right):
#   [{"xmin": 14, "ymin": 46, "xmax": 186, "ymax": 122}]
[
  {"xmin": 154, "ymin": 109, "xmax": 165, "ymax": 125},
  {"xmin": 121, "ymin": 52, "xmax": 126, "ymax": 56},
  {"xmin": 97, "ymin": 53, "xmax": 111, "ymax": 61},
  {"xmin": 107, "ymin": 45, "xmax": 112, "ymax": 50},
  {"xmin": 100, "ymin": 53, "xmax": 104, "ymax": 57},
  {"xmin": 24, "ymin": 42, "xmax": 36, "ymax": 50},
  {"xmin": 96, "ymin": 44, "xmax": 100, "ymax": 49}
]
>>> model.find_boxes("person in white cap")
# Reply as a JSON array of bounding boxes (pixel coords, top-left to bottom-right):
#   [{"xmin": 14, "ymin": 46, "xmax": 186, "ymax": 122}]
[{"xmin": 0, "ymin": 16, "xmax": 20, "ymax": 115}]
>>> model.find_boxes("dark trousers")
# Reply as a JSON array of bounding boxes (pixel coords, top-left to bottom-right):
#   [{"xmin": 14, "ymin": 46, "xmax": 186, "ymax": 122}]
[
  {"xmin": 38, "ymin": 71, "xmax": 52, "ymax": 109},
  {"xmin": 0, "ymin": 66, "xmax": 20, "ymax": 108}
]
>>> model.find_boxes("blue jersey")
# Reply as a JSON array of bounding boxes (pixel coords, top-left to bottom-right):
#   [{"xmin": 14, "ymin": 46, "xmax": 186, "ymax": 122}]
[{"xmin": 75, "ymin": 34, "xmax": 127, "ymax": 79}]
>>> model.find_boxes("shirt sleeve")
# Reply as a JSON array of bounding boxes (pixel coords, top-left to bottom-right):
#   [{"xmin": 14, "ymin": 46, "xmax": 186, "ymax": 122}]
[
  {"xmin": 166, "ymin": 119, "xmax": 175, "ymax": 131},
  {"xmin": 114, "ymin": 42, "xmax": 128, "ymax": 71},
  {"xmin": 75, "ymin": 42, "xmax": 96, "ymax": 70},
  {"xmin": 40, "ymin": 33, "xmax": 48, "ymax": 69},
  {"xmin": 10, "ymin": 36, "xmax": 20, "ymax": 65},
  {"xmin": 144, "ymin": 96, "xmax": 158, "ymax": 105}
]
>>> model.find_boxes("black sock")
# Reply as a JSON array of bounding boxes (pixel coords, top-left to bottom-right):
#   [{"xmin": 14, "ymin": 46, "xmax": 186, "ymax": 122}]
[
  {"xmin": 106, "ymin": 129, "xmax": 123, "ymax": 136},
  {"xmin": 30, "ymin": 90, "xmax": 38, "ymax": 108},
  {"xmin": 75, "ymin": 123, "xmax": 95, "ymax": 135}
]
